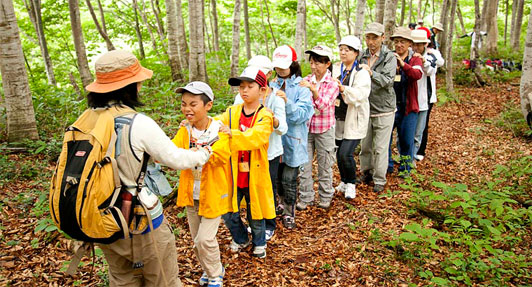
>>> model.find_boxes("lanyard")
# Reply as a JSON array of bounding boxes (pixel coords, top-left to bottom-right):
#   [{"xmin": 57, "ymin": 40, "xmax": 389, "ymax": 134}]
[{"xmin": 340, "ymin": 61, "xmax": 357, "ymax": 84}]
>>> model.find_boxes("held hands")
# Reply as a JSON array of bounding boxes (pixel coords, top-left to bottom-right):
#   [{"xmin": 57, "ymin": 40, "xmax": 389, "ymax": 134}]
[
  {"xmin": 394, "ymin": 53, "xmax": 405, "ymax": 67},
  {"xmin": 413, "ymin": 52, "xmax": 425, "ymax": 63},
  {"xmin": 219, "ymin": 124, "xmax": 232, "ymax": 137},
  {"xmin": 276, "ymin": 89, "xmax": 288, "ymax": 103}
]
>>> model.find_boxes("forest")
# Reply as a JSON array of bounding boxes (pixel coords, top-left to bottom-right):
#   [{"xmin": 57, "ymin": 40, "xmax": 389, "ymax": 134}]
[{"xmin": 1, "ymin": 0, "xmax": 531, "ymax": 286}]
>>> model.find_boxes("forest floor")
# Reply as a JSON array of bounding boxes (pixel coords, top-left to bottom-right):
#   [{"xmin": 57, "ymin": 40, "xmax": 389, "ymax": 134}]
[{"xmin": 1, "ymin": 79, "xmax": 530, "ymax": 286}]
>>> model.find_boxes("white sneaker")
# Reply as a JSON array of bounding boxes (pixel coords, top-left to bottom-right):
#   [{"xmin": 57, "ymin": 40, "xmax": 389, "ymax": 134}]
[
  {"xmin": 265, "ymin": 229, "xmax": 275, "ymax": 241},
  {"xmin": 253, "ymin": 245, "xmax": 267, "ymax": 258},
  {"xmin": 345, "ymin": 183, "xmax": 356, "ymax": 199},
  {"xmin": 335, "ymin": 182, "xmax": 346, "ymax": 193},
  {"xmin": 415, "ymin": 154, "xmax": 424, "ymax": 161},
  {"xmin": 229, "ymin": 240, "xmax": 249, "ymax": 253}
]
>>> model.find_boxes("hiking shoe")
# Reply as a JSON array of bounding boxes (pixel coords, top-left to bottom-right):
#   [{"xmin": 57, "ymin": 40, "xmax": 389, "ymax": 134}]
[
  {"xmin": 203, "ymin": 267, "xmax": 225, "ymax": 287},
  {"xmin": 361, "ymin": 171, "xmax": 373, "ymax": 184},
  {"xmin": 265, "ymin": 229, "xmax": 275, "ymax": 241},
  {"xmin": 335, "ymin": 182, "xmax": 346, "ymax": 193},
  {"xmin": 415, "ymin": 154, "xmax": 424, "ymax": 161},
  {"xmin": 199, "ymin": 272, "xmax": 208, "ymax": 286},
  {"xmin": 296, "ymin": 201, "xmax": 312, "ymax": 211},
  {"xmin": 275, "ymin": 204, "xmax": 285, "ymax": 216},
  {"xmin": 282, "ymin": 215, "xmax": 295, "ymax": 229},
  {"xmin": 229, "ymin": 240, "xmax": 249, "ymax": 253},
  {"xmin": 318, "ymin": 198, "xmax": 332, "ymax": 209},
  {"xmin": 252, "ymin": 245, "xmax": 267, "ymax": 258},
  {"xmin": 373, "ymin": 184, "xmax": 385, "ymax": 193},
  {"xmin": 345, "ymin": 183, "xmax": 356, "ymax": 199}
]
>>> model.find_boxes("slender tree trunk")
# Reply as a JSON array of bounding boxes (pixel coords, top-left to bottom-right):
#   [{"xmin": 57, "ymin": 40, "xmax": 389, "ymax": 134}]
[
  {"xmin": 188, "ymin": 0, "xmax": 207, "ymax": 82},
  {"xmin": 354, "ymin": 0, "xmax": 366, "ymax": 38},
  {"xmin": 332, "ymin": 0, "xmax": 341, "ymax": 43},
  {"xmin": 135, "ymin": 0, "xmax": 161, "ymax": 56},
  {"xmin": 520, "ymin": 11, "xmax": 532, "ymax": 124},
  {"xmin": 400, "ymin": 0, "xmax": 406, "ymax": 26},
  {"xmin": 504, "ymin": 0, "xmax": 509, "ymax": 45},
  {"xmin": 344, "ymin": 0, "xmax": 352, "ymax": 35},
  {"xmin": 481, "ymin": 0, "xmax": 488, "ymax": 31},
  {"xmin": 259, "ymin": 0, "xmax": 270, "ymax": 57},
  {"xmin": 456, "ymin": 2, "xmax": 466, "ymax": 35},
  {"xmin": 68, "ymin": 0, "xmax": 93, "ymax": 88},
  {"xmin": 85, "ymin": 0, "xmax": 115, "ymax": 51},
  {"xmin": 472, "ymin": 0, "xmax": 485, "ymax": 86},
  {"xmin": 263, "ymin": 0, "xmax": 278, "ymax": 47},
  {"xmin": 132, "ymin": 0, "xmax": 145, "ymax": 59},
  {"xmin": 176, "ymin": 0, "xmax": 189, "ymax": 68},
  {"xmin": 203, "ymin": 14, "xmax": 212, "ymax": 53},
  {"xmin": 439, "ymin": 0, "xmax": 449, "ymax": 53},
  {"xmin": 231, "ymin": 0, "xmax": 241, "ymax": 82},
  {"xmin": 445, "ymin": 0, "xmax": 457, "ymax": 96},
  {"xmin": 383, "ymin": 0, "xmax": 399, "ymax": 48},
  {"xmin": 510, "ymin": 0, "xmax": 517, "ymax": 42},
  {"xmin": 150, "ymin": 0, "xmax": 166, "ymax": 44},
  {"xmin": 96, "ymin": 0, "xmax": 107, "ymax": 34},
  {"xmin": 0, "ymin": 0, "xmax": 39, "ymax": 142},
  {"xmin": 484, "ymin": 0, "xmax": 499, "ymax": 55},
  {"xmin": 511, "ymin": 0, "xmax": 524, "ymax": 50},
  {"xmin": 243, "ymin": 0, "xmax": 251, "ymax": 60},
  {"xmin": 408, "ymin": 0, "xmax": 413, "ymax": 23},
  {"xmin": 165, "ymin": 0, "xmax": 184, "ymax": 81},
  {"xmin": 375, "ymin": 0, "xmax": 385, "ymax": 23},
  {"xmin": 417, "ymin": 0, "xmax": 422, "ymax": 18},
  {"xmin": 294, "ymin": 0, "xmax": 307, "ymax": 60},
  {"xmin": 23, "ymin": 0, "xmax": 56, "ymax": 85},
  {"xmin": 211, "ymin": 0, "xmax": 220, "ymax": 52}
]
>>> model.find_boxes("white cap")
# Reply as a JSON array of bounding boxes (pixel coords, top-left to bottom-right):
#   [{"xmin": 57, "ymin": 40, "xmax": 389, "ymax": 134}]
[
  {"xmin": 272, "ymin": 45, "xmax": 297, "ymax": 69},
  {"xmin": 338, "ymin": 35, "xmax": 362, "ymax": 51},
  {"xmin": 247, "ymin": 55, "xmax": 273, "ymax": 74},
  {"xmin": 305, "ymin": 45, "xmax": 334, "ymax": 61},
  {"xmin": 176, "ymin": 81, "xmax": 215, "ymax": 101}
]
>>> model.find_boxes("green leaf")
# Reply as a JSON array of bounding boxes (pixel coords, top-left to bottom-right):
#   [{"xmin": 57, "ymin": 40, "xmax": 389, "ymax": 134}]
[
  {"xmin": 45, "ymin": 225, "xmax": 58, "ymax": 232},
  {"xmin": 399, "ymin": 232, "xmax": 419, "ymax": 242},
  {"xmin": 431, "ymin": 277, "xmax": 449, "ymax": 286}
]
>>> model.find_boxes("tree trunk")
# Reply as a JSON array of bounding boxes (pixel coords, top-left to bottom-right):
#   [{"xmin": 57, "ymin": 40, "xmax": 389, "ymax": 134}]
[
  {"xmin": 150, "ymin": 0, "xmax": 166, "ymax": 45},
  {"xmin": 400, "ymin": 0, "xmax": 406, "ymax": 26},
  {"xmin": 211, "ymin": 0, "xmax": 220, "ymax": 52},
  {"xmin": 132, "ymin": 0, "xmax": 146, "ymax": 59},
  {"xmin": 259, "ymin": 0, "xmax": 270, "ymax": 57},
  {"xmin": 85, "ymin": 0, "xmax": 115, "ymax": 51},
  {"xmin": 439, "ymin": 0, "xmax": 449, "ymax": 53},
  {"xmin": 383, "ymin": 0, "xmax": 399, "ymax": 48},
  {"xmin": 445, "ymin": 0, "xmax": 457, "ymax": 96},
  {"xmin": 511, "ymin": 0, "xmax": 524, "ymax": 50},
  {"xmin": 408, "ymin": 0, "xmax": 413, "ymax": 23},
  {"xmin": 375, "ymin": 0, "xmax": 385, "ymax": 23},
  {"xmin": 504, "ymin": 0, "xmax": 509, "ymax": 45},
  {"xmin": 510, "ymin": 0, "xmax": 517, "ymax": 43},
  {"xmin": 344, "ymin": 0, "xmax": 352, "ymax": 35},
  {"xmin": 456, "ymin": 2, "xmax": 466, "ymax": 35},
  {"xmin": 23, "ymin": 0, "xmax": 56, "ymax": 85},
  {"xmin": 96, "ymin": 0, "xmax": 107, "ymax": 34},
  {"xmin": 294, "ymin": 0, "xmax": 307, "ymax": 60},
  {"xmin": 176, "ymin": 0, "xmax": 189, "ymax": 68},
  {"xmin": 484, "ymin": 0, "xmax": 499, "ymax": 55},
  {"xmin": 263, "ymin": 0, "xmax": 278, "ymax": 47},
  {"xmin": 188, "ymin": 0, "xmax": 207, "ymax": 82},
  {"xmin": 354, "ymin": 0, "xmax": 366, "ymax": 38},
  {"xmin": 231, "ymin": 0, "xmax": 241, "ymax": 82},
  {"xmin": 520, "ymin": 11, "xmax": 532, "ymax": 124},
  {"xmin": 471, "ymin": 0, "xmax": 485, "ymax": 86},
  {"xmin": 481, "ymin": 0, "xmax": 488, "ymax": 31},
  {"xmin": 0, "ymin": 0, "xmax": 39, "ymax": 142},
  {"xmin": 243, "ymin": 0, "xmax": 251, "ymax": 60},
  {"xmin": 68, "ymin": 0, "xmax": 93, "ymax": 88},
  {"xmin": 135, "ymin": 0, "xmax": 161, "ymax": 56},
  {"xmin": 165, "ymin": 0, "xmax": 184, "ymax": 81}
]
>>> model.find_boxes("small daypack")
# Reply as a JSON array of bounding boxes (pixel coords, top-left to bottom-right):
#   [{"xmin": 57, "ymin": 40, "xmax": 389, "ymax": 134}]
[{"xmin": 49, "ymin": 106, "xmax": 137, "ymax": 245}]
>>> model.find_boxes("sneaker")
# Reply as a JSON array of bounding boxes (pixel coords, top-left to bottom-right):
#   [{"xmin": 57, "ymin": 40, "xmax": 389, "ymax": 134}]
[
  {"xmin": 296, "ymin": 201, "xmax": 312, "ymax": 211},
  {"xmin": 415, "ymin": 154, "xmax": 424, "ymax": 161},
  {"xmin": 361, "ymin": 171, "xmax": 373, "ymax": 184},
  {"xmin": 335, "ymin": 182, "xmax": 346, "ymax": 193},
  {"xmin": 318, "ymin": 198, "xmax": 331, "ymax": 209},
  {"xmin": 229, "ymin": 240, "xmax": 249, "ymax": 253},
  {"xmin": 252, "ymin": 245, "xmax": 267, "ymax": 258},
  {"xmin": 265, "ymin": 229, "xmax": 275, "ymax": 241},
  {"xmin": 275, "ymin": 204, "xmax": 285, "ymax": 216},
  {"xmin": 373, "ymin": 184, "xmax": 385, "ymax": 193},
  {"xmin": 246, "ymin": 226, "xmax": 251, "ymax": 233},
  {"xmin": 345, "ymin": 183, "xmax": 356, "ymax": 199},
  {"xmin": 282, "ymin": 215, "xmax": 295, "ymax": 229},
  {"xmin": 201, "ymin": 267, "xmax": 225, "ymax": 286}
]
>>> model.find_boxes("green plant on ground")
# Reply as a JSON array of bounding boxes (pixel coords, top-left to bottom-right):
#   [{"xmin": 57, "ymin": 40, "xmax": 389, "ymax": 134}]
[{"xmin": 495, "ymin": 102, "xmax": 532, "ymax": 138}]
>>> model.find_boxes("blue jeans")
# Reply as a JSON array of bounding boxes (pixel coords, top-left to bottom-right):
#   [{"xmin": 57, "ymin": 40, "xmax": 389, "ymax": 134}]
[
  {"xmin": 336, "ymin": 139, "xmax": 361, "ymax": 184},
  {"xmin": 389, "ymin": 110, "xmax": 419, "ymax": 173},
  {"xmin": 265, "ymin": 156, "xmax": 280, "ymax": 232},
  {"xmin": 222, "ymin": 187, "xmax": 266, "ymax": 247}
]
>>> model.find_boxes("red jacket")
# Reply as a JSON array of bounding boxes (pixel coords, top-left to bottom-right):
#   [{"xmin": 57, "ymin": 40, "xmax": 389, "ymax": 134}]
[{"xmin": 402, "ymin": 55, "xmax": 423, "ymax": 115}]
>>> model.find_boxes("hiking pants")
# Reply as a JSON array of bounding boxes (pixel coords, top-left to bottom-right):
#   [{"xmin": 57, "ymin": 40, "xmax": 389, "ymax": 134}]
[{"xmin": 360, "ymin": 113, "xmax": 395, "ymax": 186}]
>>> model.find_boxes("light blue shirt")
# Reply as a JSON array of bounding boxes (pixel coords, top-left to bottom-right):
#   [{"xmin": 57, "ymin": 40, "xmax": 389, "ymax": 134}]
[{"xmin": 234, "ymin": 88, "xmax": 287, "ymax": 160}]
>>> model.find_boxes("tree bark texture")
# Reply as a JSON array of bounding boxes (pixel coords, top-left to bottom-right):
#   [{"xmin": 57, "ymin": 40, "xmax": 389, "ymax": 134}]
[
  {"xmin": 510, "ymin": 0, "xmax": 524, "ymax": 50},
  {"xmin": 520, "ymin": 11, "xmax": 532, "ymax": 123},
  {"xmin": 471, "ymin": 0, "xmax": 485, "ymax": 86},
  {"xmin": 445, "ymin": 0, "xmax": 457, "ymax": 96},
  {"xmin": 68, "ymin": 0, "xmax": 93, "ymax": 88},
  {"xmin": 176, "ymin": 0, "xmax": 189, "ymax": 68},
  {"xmin": 408, "ymin": 0, "xmax": 413, "ymax": 23},
  {"xmin": 438, "ymin": 0, "xmax": 449, "ymax": 55},
  {"xmin": 481, "ymin": 0, "xmax": 488, "ymax": 31},
  {"xmin": 23, "ymin": 0, "xmax": 56, "ymax": 85},
  {"xmin": 85, "ymin": 0, "xmax": 115, "ymax": 51},
  {"xmin": 135, "ymin": 0, "xmax": 161, "ymax": 56},
  {"xmin": 383, "ymin": 0, "xmax": 399, "ymax": 48},
  {"xmin": 0, "ymin": 0, "xmax": 39, "ymax": 142},
  {"xmin": 165, "ymin": 0, "xmax": 184, "ymax": 81},
  {"xmin": 456, "ymin": 2, "xmax": 466, "ymax": 35},
  {"xmin": 188, "ymin": 0, "xmax": 207, "ymax": 82},
  {"xmin": 294, "ymin": 0, "xmax": 307, "ymax": 60},
  {"xmin": 132, "ymin": 0, "xmax": 146, "ymax": 59},
  {"xmin": 211, "ymin": 0, "xmax": 220, "ymax": 52},
  {"xmin": 400, "ymin": 0, "xmax": 406, "ymax": 26},
  {"xmin": 375, "ymin": 0, "xmax": 385, "ymax": 23},
  {"xmin": 354, "ymin": 0, "xmax": 366, "ymax": 39},
  {"xmin": 231, "ymin": 0, "xmax": 241, "ymax": 79},
  {"xmin": 484, "ymin": 0, "xmax": 499, "ymax": 55},
  {"xmin": 243, "ymin": 0, "xmax": 251, "ymax": 60}
]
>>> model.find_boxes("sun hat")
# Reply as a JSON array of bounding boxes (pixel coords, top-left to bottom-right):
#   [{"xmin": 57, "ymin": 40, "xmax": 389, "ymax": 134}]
[
  {"xmin": 338, "ymin": 35, "xmax": 362, "ymax": 51},
  {"xmin": 86, "ymin": 50, "xmax": 153, "ymax": 93},
  {"xmin": 272, "ymin": 45, "xmax": 297, "ymax": 69},
  {"xmin": 417, "ymin": 18, "xmax": 424, "ymax": 24},
  {"xmin": 365, "ymin": 22, "xmax": 385, "ymax": 36},
  {"xmin": 433, "ymin": 23, "xmax": 444, "ymax": 32},
  {"xmin": 176, "ymin": 81, "xmax": 215, "ymax": 101},
  {"xmin": 305, "ymin": 45, "xmax": 334, "ymax": 61},
  {"xmin": 248, "ymin": 55, "xmax": 274, "ymax": 75},
  {"xmin": 391, "ymin": 26, "xmax": 414, "ymax": 42},
  {"xmin": 411, "ymin": 30, "xmax": 430, "ymax": 43},
  {"xmin": 228, "ymin": 66, "xmax": 268, "ymax": 87}
]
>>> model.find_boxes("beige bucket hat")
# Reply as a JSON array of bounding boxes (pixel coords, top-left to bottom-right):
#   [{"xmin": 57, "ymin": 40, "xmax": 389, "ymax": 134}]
[{"xmin": 390, "ymin": 26, "xmax": 414, "ymax": 42}]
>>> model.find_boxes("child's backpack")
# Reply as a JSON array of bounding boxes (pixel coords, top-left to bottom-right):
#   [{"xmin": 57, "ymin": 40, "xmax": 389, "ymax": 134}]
[{"xmin": 49, "ymin": 106, "xmax": 137, "ymax": 245}]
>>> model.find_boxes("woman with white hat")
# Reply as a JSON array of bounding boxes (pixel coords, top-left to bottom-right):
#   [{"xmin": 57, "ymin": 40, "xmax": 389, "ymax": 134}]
[{"xmin": 332, "ymin": 36, "xmax": 371, "ymax": 199}]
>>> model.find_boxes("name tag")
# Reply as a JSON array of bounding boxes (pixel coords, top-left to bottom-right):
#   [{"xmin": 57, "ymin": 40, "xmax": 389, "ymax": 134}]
[
  {"xmin": 192, "ymin": 168, "xmax": 201, "ymax": 181},
  {"xmin": 394, "ymin": 74, "xmax": 402, "ymax": 82},
  {"xmin": 238, "ymin": 161, "xmax": 250, "ymax": 172},
  {"xmin": 335, "ymin": 98, "xmax": 341, "ymax": 107}
]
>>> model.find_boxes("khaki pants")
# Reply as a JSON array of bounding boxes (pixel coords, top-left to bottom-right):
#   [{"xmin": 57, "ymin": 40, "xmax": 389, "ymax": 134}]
[
  {"xmin": 98, "ymin": 219, "xmax": 182, "ymax": 287},
  {"xmin": 360, "ymin": 113, "xmax": 395, "ymax": 186},
  {"xmin": 186, "ymin": 201, "xmax": 223, "ymax": 278}
]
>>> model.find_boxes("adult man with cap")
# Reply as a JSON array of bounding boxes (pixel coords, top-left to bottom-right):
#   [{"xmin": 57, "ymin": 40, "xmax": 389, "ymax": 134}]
[
  {"xmin": 358, "ymin": 22, "xmax": 397, "ymax": 193},
  {"xmin": 429, "ymin": 23, "xmax": 444, "ymax": 50}
]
